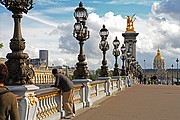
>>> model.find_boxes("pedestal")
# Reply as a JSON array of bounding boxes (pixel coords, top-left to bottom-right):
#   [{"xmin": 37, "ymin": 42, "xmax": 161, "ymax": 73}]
[
  {"xmin": 72, "ymin": 79, "xmax": 92, "ymax": 107},
  {"xmin": 7, "ymin": 85, "xmax": 39, "ymax": 120},
  {"xmin": 122, "ymin": 31, "xmax": 139, "ymax": 60}
]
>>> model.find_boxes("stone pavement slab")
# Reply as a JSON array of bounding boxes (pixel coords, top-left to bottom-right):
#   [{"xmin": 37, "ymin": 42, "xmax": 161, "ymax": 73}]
[{"xmin": 71, "ymin": 85, "xmax": 180, "ymax": 120}]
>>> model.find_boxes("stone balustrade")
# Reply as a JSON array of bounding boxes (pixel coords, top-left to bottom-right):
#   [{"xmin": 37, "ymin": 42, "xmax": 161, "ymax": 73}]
[
  {"xmin": 32, "ymin": 70, "xmax": 55, "ymax": 84},
  {"xmin": 8, "ymin": 76, "xmax": 137, "ymax": 120}
]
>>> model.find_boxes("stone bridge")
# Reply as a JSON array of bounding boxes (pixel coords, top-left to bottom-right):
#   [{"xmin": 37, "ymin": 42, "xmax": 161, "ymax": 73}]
[{"xmin": 8, "ymin": 76, "xmax": 136, "ymax": 120}]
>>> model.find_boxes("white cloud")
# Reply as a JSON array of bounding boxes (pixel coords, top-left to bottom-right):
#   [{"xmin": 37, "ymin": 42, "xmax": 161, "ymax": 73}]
[
  {"xmin": 151, "ymin": 0, "xmax": 180, "ymax": 21},
  {"xmin": 40, "ymin": 7, "xmax": 75, "ymax": 14},
  {"xmin": 38, "ymin": 6, "xmax": 95, "ymax": 14},
  {"xmin": 107, "ymin": 0, "xmax": 157, "ymax": 5},
  {"xmin": 35, "ymin": 0, "xmax": 66, "ymax": 5},
  {"xmin": 23, "ymin": 14, "xmax": 58, "ymax": 27},
  {"xmin": 55, "ymin": 10, "xmax": 180, "ymax": 69}
]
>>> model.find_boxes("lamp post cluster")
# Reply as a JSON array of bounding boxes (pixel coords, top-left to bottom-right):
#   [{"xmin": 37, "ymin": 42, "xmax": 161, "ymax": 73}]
[
  {"xmin": 99, "ymin": 25, "xmax": 110, "ymax": 77},
  {"xmin": 98, "ymin": 24, "xmax": 139, "ymax": 77},
  {"xmin": 1, "ymin": 1, "xmax": 142, "ymax": 82},
  {"xmin": 1, "ymin": 0, "xmax": 34, "ymax": 85},
  {"xmin": 73, "ymin": 2, "xmax": 90, "ymax": 79}
]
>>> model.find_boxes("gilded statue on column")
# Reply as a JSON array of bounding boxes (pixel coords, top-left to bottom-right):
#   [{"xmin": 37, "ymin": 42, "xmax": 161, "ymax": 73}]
[{"xmin": 126, "ymin": 14, "xmax": 136, "ymax": 32}]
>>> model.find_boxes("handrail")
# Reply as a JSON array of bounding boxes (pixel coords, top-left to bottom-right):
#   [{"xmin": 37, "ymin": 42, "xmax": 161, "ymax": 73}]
[{"xmin": 11, "ymin": 76, "xmax": 137, "ymax": 120}]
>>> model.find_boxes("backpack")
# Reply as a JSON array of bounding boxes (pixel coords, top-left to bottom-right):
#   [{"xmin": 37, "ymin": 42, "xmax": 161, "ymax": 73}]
[{"xmin": 0, "ymin": 90, "xmax": 9, "ymax": 96}]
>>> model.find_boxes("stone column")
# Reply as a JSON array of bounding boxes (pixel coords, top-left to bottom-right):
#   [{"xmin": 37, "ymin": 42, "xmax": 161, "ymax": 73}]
[{"xmin": 72, "ymin": 79, "xmax": 92, "ymax": 107}]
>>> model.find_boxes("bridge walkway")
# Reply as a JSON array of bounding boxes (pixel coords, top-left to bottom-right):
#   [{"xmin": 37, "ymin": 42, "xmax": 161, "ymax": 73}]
[{"xmin": 70, "ymin": 85, "xmax": 180, "ymax": 120}]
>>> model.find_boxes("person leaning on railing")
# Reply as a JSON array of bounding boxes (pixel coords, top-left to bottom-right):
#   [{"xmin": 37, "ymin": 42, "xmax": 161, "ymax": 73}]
[
  {"xmin": 0, "ymin": 63, "xmax": 20, "ymax": 120},
  {"xmin": 52, "ymin": 68, "xmax": 75, "ymax": 119}
]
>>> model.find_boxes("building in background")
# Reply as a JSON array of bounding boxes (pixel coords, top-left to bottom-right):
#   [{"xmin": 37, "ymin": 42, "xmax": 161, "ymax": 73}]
[
  {"xmin": 39, "ymin": 50, "xmax": 48, "ymax": 66},
  {"xmin": 153, "ymin": 48, "xmax": 165, "ymax": 69},
  {"xmin": 30, "ymin": 50, "xmax": 48, "ymax": 68}
]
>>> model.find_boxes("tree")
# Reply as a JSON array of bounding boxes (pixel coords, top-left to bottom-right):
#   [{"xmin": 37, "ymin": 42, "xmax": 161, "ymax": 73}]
[{"xmin": 89, "ymin": 69, "xmax": 101, "ymax": 81}]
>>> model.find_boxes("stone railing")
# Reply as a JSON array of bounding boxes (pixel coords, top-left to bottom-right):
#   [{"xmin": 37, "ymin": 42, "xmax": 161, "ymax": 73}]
[
  {"xmin": 32, "ymin": 70, "xmax": 55, "ymax": 84},
  {"xmin": 8, "ymin": 76, "xmax": 137, "ymax": 120}
]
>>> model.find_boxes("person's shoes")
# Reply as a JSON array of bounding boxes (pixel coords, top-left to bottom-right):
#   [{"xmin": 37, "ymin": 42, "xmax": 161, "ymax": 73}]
[
  {"xmin": 64, "ymin": 113, "xmax": 75, "ymax": 119},
  {"xmin": 72, "ymin": 113, "xmax": 75, "ymax": 117}
]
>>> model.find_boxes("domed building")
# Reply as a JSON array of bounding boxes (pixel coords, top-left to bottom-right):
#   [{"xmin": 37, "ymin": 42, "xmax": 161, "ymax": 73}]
[{"xmin": 153, "ymin": 48, "xmax": 165, "ymax": 69}]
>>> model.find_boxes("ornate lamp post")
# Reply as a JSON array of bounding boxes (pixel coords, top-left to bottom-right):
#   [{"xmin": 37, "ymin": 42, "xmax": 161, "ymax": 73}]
[
  {"xmin": 73, "ymin": 2, "xmax": 90, "ymax": 79},
  {"xmin": 171, "ymin": 64, "xmax": 174, "ymax": 85},
  {"xmin": 130, "ymin": 56, "xmax": 135, "ymax": 73},
  {"xmin": 126, "ymin": 49, "xmax": 131, "ymax": 75},
  {"xmin": 120, "ymin": 44, "xmax": 126, "ymax": 76},
  {"xmin": 1, "ymin": 0, "xmax": 34, "ymax": 85},
  {"xmin": 135, "ymin": 61, "xmax": 139, "ymax": 77},
  {"xmin": 99, "ymin": 25, "xmax": 109, "ymax": 77},
  {"xmin": 112, "ymin": 36, "xmax": 120, "ymax": 76},
  {"xmin": 176, "ymin": 58, "xmax": 179, "ymax": 85},
  {"xmin": 144, "ymin": 59, "xmax": 146, "ymax": 76}
]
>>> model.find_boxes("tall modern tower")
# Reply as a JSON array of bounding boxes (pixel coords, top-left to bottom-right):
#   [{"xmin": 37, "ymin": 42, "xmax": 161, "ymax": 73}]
[{"xmin": 39, "ymin": 50, "xmax": 48, "ymax": 66}]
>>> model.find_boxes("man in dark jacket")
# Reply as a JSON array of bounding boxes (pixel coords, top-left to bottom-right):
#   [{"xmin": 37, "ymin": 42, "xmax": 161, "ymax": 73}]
[
  {"xmin": 0, "ymin": 63, "xmax": 20, "ymax": 120},
  {"xmin": 52, "ymin": 68, "xmax": 75, "ymax": 119}
]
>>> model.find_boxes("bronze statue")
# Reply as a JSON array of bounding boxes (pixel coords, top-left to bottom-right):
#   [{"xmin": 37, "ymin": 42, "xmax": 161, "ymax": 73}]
[{"xmin": 126, "ymin": 14, "xmax": 136, "ymax": 32}]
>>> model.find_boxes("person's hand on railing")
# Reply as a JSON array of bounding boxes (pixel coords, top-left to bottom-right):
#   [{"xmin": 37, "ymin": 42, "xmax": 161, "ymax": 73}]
[{"xmin": 50, "ymin": 85, "xmax": 56, "ymax": 87}]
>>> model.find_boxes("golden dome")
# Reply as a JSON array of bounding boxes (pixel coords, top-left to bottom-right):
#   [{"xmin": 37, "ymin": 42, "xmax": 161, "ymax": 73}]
[{"xmin": 154, "ymin": 48, "xmax": 164, "ymax": 60}]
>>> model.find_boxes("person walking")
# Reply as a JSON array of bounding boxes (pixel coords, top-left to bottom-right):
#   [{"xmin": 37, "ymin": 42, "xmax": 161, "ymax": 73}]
[
  {"xmin": 127, "ymin": 72, "xmax": 132, "ymax": 87},
  {"xmin": 138, "ymin": 74, "xmax": 143, "ymax": 84},
  {"xmin": 52, "ymin": 68, "xmax": 75, "ymax": 119},
  {"xmin": 0, "ymin": 63, "xmax": 20, "ymax": 120},
  {"xmin": 143, "ymin": 77, "xmax": 147, "ymax": 84}
]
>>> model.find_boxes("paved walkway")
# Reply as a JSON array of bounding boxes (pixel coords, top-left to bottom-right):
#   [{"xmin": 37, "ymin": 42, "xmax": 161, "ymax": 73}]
[{"xmin": 72, "ymin": 85, "xmax": 180, "ymax": 120}]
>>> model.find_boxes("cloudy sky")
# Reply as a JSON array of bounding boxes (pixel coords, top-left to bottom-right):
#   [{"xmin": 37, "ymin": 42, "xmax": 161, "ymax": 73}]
[{"xmin": 0, "ymin": 0, "xmax": 180, "ymax": 70}]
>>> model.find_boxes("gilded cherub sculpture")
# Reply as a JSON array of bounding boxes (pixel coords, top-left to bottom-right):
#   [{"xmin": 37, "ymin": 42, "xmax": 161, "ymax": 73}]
[{"xmin": 126, "ymin": 14, "xmax": 136, "ymax": 32}]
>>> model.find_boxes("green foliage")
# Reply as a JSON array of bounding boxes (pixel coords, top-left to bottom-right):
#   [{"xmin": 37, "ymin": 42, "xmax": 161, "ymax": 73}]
[
  {"xmin": 95, "ymin": 68, "xmax": 101, "ymax": 76},
  {"xmin": 89, "ymin": 73, "xmax": 96, "ymax": 81},
  {"xmin": 109, "ymin": 70, "xmax": 114, "ymax": 77},
  {"xmin": 89, "ymin": 69, "xmax": 101, "ymax": 81},
  {"xmin": 68, "ymin": 74, "xmax": 74, "ymax": 80},
  {"xmin": 68, "ymin": 69, "xmax": 102, "ymax": 81},
  {"xmin": 0, "ymin": 43, "xmax": 3, "ymax": 49}
]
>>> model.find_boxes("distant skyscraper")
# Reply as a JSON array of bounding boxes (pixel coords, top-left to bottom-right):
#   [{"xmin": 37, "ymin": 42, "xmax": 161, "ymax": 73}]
[
  {"xmin": 39, "ymin": 50, "xmax": 48, "ymax": 66},
  {"xmin": 153, "ymin": 48, "xmax": 165, "ymax": 69}
]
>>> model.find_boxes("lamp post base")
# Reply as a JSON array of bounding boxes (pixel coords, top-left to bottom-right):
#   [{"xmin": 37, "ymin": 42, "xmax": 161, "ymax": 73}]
[
  {"xmin": 5, "ymin": 58, "xmax": 34, "ymax": 85},
  {"xmin": 73, "ymin": 62, "xmax": 89, "ymax": 79},
  {"xmin": 113, "ymin": 67, "xmax": 120, "ymax": 76},
  {"xmin": 100, "ymin": 65, "xmax": 109, "ymax": 77}
]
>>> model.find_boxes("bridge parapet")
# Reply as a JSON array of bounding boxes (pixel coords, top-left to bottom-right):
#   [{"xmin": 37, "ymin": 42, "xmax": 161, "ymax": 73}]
[
  {"xmin": 32, "ymin": 70, "xmax": 55, "ymax": 84},
  {"xmin": 8, "ymin": 77, "xmax": 137, "ymax": 120}
]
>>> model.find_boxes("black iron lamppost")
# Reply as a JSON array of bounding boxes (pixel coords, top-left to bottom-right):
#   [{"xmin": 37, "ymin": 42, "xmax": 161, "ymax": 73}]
[
  {"xmin": 1, "ymin": 0, "xmax": 34, "ymax": 85},
  {"xmin": 112, "ymin": 36, "xmax": 120, "ymax": 76},
  {"xmin": 120, "ymin": 44, "xmax": 126, "ymax": 76},
  {"xmin": 99, "ymin": 25, "xmax": 109, "ymax": 77},
  {"xmin": 130, "ymin": 56, "xmax": 135, "ymax": 73},
  {"xmin": 126, "ymin": 49, "xmax": 131, "ymax": 75},
  {"xmin": 135, "ymin": 62, "xmax": 139, "ymax": 77},
  {"xmin": 171, "ymin": 64, "xmax": 174, "ymax": 85},
  {"xmin": 73, "ymin": 2, "xmax": 90, "ymax": 79},
  {"xmin": 167, "ymin": 71, "xmax": 169, "ymax": 85},
  {"xmin": 144, "ymin": 59, "xmax": 146, "ymax": 77},
  {"xmin": 176, "ymin": 58, "xmax": 179, "ymax": 85}
]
